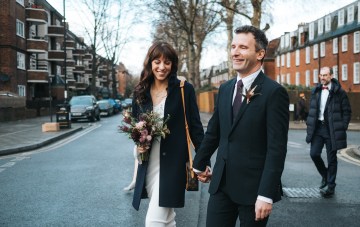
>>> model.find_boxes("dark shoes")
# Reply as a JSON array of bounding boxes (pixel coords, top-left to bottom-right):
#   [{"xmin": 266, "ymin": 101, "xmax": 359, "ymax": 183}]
[
  {"xmin": 320, "ymin": 186, "xmax": 335, "ymax": 198},
  {"xmin": 319, "ymin": 178, "xmax": 327, "ymax": 189}
]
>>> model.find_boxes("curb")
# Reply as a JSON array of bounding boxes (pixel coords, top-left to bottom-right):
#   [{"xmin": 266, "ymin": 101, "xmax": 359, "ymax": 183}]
[
  {"xmin": 0, "ymin": 127, "xmax": 83, "ymax": 156},
  {"xmin": 338, "ymin": 145, "xmax": 360, "ymax": 166}
]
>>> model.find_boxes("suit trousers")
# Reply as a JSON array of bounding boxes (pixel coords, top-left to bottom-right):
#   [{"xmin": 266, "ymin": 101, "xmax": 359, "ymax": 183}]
[
  {"xmin": 206, "ymin": 167, "xmax": 268, "ymax": 227},
  {"xmin": 310, "ymin": 122, "xmax": 337, "ymax": 189}
]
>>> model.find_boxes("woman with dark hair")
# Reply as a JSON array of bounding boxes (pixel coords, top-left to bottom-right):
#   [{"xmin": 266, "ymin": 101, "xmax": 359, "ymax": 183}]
[{"xmin": 131, "ymin": 41, "xmax": 204, "ymax": 226}]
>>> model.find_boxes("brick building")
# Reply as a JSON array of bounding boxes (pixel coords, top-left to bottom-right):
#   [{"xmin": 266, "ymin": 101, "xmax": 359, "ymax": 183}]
[
  {"xmin": 0, "ymin": 0, "xmax": 118, "ymax": 112},
  {"xmin": 273, "ymin": 0, "xmax": 360, "ymax": 92},
  {"xmin": 200, "ymin": 1, "xmax": 360, "ymax": 93}
]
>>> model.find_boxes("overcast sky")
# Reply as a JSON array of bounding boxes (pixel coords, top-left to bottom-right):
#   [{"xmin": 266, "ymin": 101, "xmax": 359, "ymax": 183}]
[{"xmin": 47, "ymin": 0, "xmax": 356, "ymax": 75}]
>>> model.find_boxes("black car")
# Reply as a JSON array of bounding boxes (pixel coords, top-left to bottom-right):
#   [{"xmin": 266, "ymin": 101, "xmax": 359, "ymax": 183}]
[
  {"xmin": 98, "ymin": 99, "xmax": 114, "ymax": 116},
  {"xmin": 69, "ymin": 95, "xmax": 101, "ymax": 122}
]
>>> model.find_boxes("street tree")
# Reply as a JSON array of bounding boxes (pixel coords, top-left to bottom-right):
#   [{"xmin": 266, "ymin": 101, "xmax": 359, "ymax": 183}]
[{"xmin": 147, "ymin": 0, "xmax": 221, "ymax": 89}]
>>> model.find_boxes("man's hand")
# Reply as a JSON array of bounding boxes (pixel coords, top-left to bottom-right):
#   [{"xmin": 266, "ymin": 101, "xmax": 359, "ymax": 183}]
[
  {"xmin": 196, "ymin": 166, "xmax": 212, "ymax": 183},
  {"xmin": 255, "ymin": 199, "xmax": 272, "ymax": 221}
]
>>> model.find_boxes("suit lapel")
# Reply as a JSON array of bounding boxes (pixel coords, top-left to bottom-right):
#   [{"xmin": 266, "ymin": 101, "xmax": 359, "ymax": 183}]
[
  {"xmin": 229, "ymin": 72, "xmax": 265, "ymax": 135},
  {"xmin": 226, "ymin": 79, "xmax": 237, "ymax": 128}
]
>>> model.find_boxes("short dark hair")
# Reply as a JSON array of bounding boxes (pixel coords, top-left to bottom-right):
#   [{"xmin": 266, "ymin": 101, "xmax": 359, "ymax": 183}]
[{"xmin": 234, "ymin": 25, "xmax": 268, "ymax": 52}]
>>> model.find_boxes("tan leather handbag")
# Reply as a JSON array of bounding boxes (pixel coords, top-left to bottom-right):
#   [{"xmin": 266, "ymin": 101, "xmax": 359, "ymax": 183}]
[{"xmin": 180, "ymin": 79, "xmax": 199, "ymax": 191}]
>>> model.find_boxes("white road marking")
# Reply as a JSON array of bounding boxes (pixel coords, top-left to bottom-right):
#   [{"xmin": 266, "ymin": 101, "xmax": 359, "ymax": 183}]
[
  {"xmin": 0, "ymin": 168, "xmax": 5, "ymax": 173},
  {"xmin": 0, "ymin": 162, "xmax": 16, "ymax": 168}
]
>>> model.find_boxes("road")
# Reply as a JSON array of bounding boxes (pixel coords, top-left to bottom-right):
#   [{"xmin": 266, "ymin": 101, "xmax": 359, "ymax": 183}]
[{"xmin": 0, "ymin": 114, "xmax": 359, "ymax": 226}]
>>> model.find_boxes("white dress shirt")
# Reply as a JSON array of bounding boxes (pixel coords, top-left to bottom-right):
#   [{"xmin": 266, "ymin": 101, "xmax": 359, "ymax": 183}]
[
  {"xmin": 319, "ymin": 83, "xmax": 332, "ymax": 121},
  {"xmin": 233, "ymin": 69, "xmax": 261, "ymax": 104}
]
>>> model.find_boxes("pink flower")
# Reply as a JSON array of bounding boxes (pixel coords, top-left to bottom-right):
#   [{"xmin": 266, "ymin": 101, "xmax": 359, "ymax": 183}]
[
  {"xmin": 146, "ymin": 135, "xmax": 152, "ymax": 141},
  {"xmin": 135, "ymin": 121, "xmax": 145, "ymax": 129}
]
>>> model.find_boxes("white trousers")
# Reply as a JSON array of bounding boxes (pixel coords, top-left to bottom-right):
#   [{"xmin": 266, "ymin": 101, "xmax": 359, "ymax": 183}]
[{"xmin": 145, "ymin": 138, "xmax": 176, "ymax": 227}]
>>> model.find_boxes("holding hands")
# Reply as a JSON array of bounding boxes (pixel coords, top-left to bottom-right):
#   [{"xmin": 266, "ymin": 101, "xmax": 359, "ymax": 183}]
[{"xmin": 196, "ymin": 166, "xmax": 212, "ymax": 183}]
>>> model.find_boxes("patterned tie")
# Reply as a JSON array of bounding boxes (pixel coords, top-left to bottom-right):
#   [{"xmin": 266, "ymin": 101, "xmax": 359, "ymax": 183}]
[{"xmin": 232, "ymin": 80, "xmax": 243, "ymax": 121}]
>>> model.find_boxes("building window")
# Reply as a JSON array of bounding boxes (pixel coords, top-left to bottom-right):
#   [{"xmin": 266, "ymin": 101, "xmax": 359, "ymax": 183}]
[
  {"xmin": 295, "ymin": 72, "xmax": 300, "ymax": 86},
  {"xmin": 281, "ymin": 54, "xmax": 285, "ymax": 67},
  {"xmin": 359, "ymin": 2, "xmax": 360, "ymax": 24},
  {"xmin": 286, "ymin": 52, "xmax": 291, "ymax": 68},
  {"xmin": 16, "ymin": 0, "xmax": 24, "ymax": 6},
  {"xmin": 332, "ymin": 65, "xmax": 338, "ymax": 79},
  {"xmin": 18, "ymin": 85, "xmax": 26, "ymax": 97},
  {"xmin": 16, "ymin": 19, "xmax": 24, "ymax": 38},
  {"xmin": 286, "ymin": 73, "xmax": 291, "ymax": 84},
  {"xmin": 309, "ymin": 22, "xmax": 314, "ymax": 40},
  {"xmin": 313, "ymin": 44, "xmax": 318, "ymax": 59},
  {"xmin": 281, "ymin": 74, "xmax": 285, "ymax": 84},
  {"xmin": 342, "ymin": 35, "xmax": 348, "ymax": 52},
  {"xmin": 354, "ymin": 31, "xmax": 360, "ymax": 53},
  {"xmin": 333, "ymin": 38, "xmax": 338, "ymax": 54},
  {"xmin": 354, "ymin": 62, "xmax": 360, "ymax": 84},
  {"xmin": 325, "ymin": 15, "xmax": 331, "ymax": 32},
  {"xmin": 280, "ymin": 36, "xmax": 284, "ymax": 49},
  {"xmin": 285, "ymin": 33, "xmax": 290, "ymax": 47},
  {"xmin": 318, "ymin": 18, "xmax": 324, "ymax": 35},
  {"xmin": 276, "ymin": 75, "xmax": 280, "ymax": 84},
  {"xmin": 305, "ymin": 47, "xmax": 310, "ymax": 64},
  {"xmin": 276, "ymin": 56, "xmax": 280, "ymax": 67},
  {"xmin": 305, "ymin": 70, "xmax": 310, "ymax": 87},
  {"xmin": 17, "ymin": 52, "xmax": 25, "ymax": 70},
  {"xmin": 347, "ymin": 5, "xmax": 354, "ymax": 24},
  {"xmin": 338, "ymin": 9, "xmax": 345, "ymax": 27},
  {"xmin": 295, "ymin": 50, "xmax": 300, "ymax": 66},
  {"xmin": 342, "ymin": 64, "xmax": 348, "ymax": 81},
  {"xmin": 313, "ymin": 69, "xmax": 319, "ymax": 83},
  {"xmin": 320, "ymin": 42, "xmax": 325, "ymax": 57}
]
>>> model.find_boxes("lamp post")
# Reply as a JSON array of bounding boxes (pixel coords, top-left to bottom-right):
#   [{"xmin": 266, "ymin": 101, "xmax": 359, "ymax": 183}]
[{"xmin": 63, "ymin": 0, "xmax": 67, "ymax": 104}]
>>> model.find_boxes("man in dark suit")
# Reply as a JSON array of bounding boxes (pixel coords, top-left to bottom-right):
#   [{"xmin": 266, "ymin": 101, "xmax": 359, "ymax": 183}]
[
  {"xmin": 306, "ymin": 67, "xmax": 351, "ymax": 198},
  {"xmin": 193, "ymin": 25, "xmax": 289, "ymax": 227}
]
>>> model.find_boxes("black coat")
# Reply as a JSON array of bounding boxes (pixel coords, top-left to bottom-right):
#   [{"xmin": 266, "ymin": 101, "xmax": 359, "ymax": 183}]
[
  {"xmin": 305, "ymin": 78, "xmax": 351, "ymax": 151},
  {"xmin": 193, "ymin": 72, "xmax": 289, "ymax": 205},
  {"xmin": 131, "ymin": 75, "xmax": 204, "ymax": 210}
]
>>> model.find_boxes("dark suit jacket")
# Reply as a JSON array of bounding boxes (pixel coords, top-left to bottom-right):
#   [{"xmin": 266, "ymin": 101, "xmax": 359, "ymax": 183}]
[
  {"xmin": 131, "ymin": 75, "xmax": 204, "ymax": 210},
  {"xmin": 193, "ymin": 71, "xmax": 289, "ymax": 205}
]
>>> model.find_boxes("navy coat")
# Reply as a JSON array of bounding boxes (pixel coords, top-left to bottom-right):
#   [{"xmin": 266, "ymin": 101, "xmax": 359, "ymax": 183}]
[{"xmin": 131, "ymin": 75, "xmax": 204, "ymax": 210}]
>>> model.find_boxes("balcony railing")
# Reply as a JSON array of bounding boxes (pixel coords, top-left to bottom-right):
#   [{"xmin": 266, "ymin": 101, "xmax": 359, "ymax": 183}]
[
  {"xmin": 48, "ymin": 26, "xmax": 65, "ymax": 37},
  {"xmin": 26, "ymin": 7, "xmax": 47, "ymax": 24},
  {"xmin": 27, "ymin": 37, "xmax": 48, "ymax": 53},
  {"xmin": 48, "ymin": 50, "xmax": 65, "ymax": 61},
  {"xmin": 27, "ymin": 70, "xmax": 49, "ymax": 83},
  {"xmin": 73, "ymin": 65, "xmax": 85, "ymax": 73},
  {"xmin": 73, "ymin": 49, "xmax": 85, "ymax": 56},
  {"xmin": 65, "ymin": 40, "xmax": 75, "ymax": 49}
]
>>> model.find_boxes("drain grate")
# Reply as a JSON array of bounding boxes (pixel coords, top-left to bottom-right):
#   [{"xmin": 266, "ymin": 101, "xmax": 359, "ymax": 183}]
[{"xmin": 283, "ymin": 187, "xmax": 321, "ymax": 198}]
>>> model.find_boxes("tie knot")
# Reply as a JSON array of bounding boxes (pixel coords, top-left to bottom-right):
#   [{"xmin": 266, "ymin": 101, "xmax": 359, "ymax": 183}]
[
  {"xmin": 322, "ymin": 86, "xmax": 328, "ymax": 90},
  {"xmin": 237, "ymin": 80, "xmax": 243, "ymax": 88}
]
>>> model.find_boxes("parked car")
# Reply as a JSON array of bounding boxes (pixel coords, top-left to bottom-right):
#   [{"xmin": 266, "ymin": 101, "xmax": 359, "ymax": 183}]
[
  {"xmin": 107, "ymin": 98, "xmax": 122, "ymax": 113},
  {"xmin": 121, "ymin": 98, "xmax": 133, "ymax": 110},
  {"xmin": 98, "ymin": 99, "xmax": 114, "ymax": 116},
  {"xmin": 69, "ymin": 95, "xmax": 100, "ymax": 122}
]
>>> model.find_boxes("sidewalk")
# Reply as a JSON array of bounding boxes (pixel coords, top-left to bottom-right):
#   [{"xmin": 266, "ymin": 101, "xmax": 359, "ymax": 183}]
[
  {"xmin": 0, "ymin": 113, "xmax": 359, "ymax": 159},
  {"xmin": 0, "ymin": 115, "xmax": 83, "ymax": 156}
]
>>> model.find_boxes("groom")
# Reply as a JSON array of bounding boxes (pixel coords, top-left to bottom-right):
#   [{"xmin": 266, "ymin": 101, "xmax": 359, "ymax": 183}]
[{"xmin": 193, "ymin": 25, "xmax": 289, "ymax": 227}]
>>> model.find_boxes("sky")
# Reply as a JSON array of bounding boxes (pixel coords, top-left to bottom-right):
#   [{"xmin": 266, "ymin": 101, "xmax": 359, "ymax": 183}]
[{"xmin": 46, "ymin": 0, "xmax": 356, "ymax": 75}]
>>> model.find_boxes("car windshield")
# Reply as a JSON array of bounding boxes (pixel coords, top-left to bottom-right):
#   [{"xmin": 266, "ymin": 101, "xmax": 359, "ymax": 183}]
[
  {"xmin": 70, "ymin": 97, "xmax": 92, "ymax": 106},
  {"xmin": 98, "ymin": 101, "xmax": 109, "ymax": 108}
]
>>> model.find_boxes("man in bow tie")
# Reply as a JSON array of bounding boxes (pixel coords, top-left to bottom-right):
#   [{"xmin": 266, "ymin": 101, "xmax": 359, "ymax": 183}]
[
  {"xmin": 193, "ymin": 25, "xmax": 289, "ymax": 227},
  {"xmin": 306, "ymin": 66, "xmax": 352, "ymax": 198}
]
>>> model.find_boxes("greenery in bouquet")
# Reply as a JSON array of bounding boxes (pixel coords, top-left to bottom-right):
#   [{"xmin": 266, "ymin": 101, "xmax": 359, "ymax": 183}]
[{"xmin": 119, "ymin": 110, "xmax": 170, "ymax": 162}]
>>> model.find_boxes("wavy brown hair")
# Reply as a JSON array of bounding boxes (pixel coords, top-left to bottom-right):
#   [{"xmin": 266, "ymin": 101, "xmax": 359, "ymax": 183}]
[{"xmin": 134, "ymin": 41, "xmax": 179, "ymax": 104}]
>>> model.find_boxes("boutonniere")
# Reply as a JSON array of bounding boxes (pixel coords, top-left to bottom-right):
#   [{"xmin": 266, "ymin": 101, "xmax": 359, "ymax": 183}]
[{"xmin": 242, "ymin": 85, "xmax": 262, "ymax": 104}]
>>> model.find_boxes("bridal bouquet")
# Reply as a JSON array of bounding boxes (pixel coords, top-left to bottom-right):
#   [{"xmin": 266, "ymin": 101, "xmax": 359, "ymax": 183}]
[{"xmin": 119, "ymin": 110, "xmax": 170, "ymax": 162}]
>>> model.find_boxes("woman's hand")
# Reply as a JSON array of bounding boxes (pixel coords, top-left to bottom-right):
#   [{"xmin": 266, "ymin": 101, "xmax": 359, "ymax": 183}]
[{"xmin": 137, "ymin": 146, "xmax": 147, "ymax": 154}]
